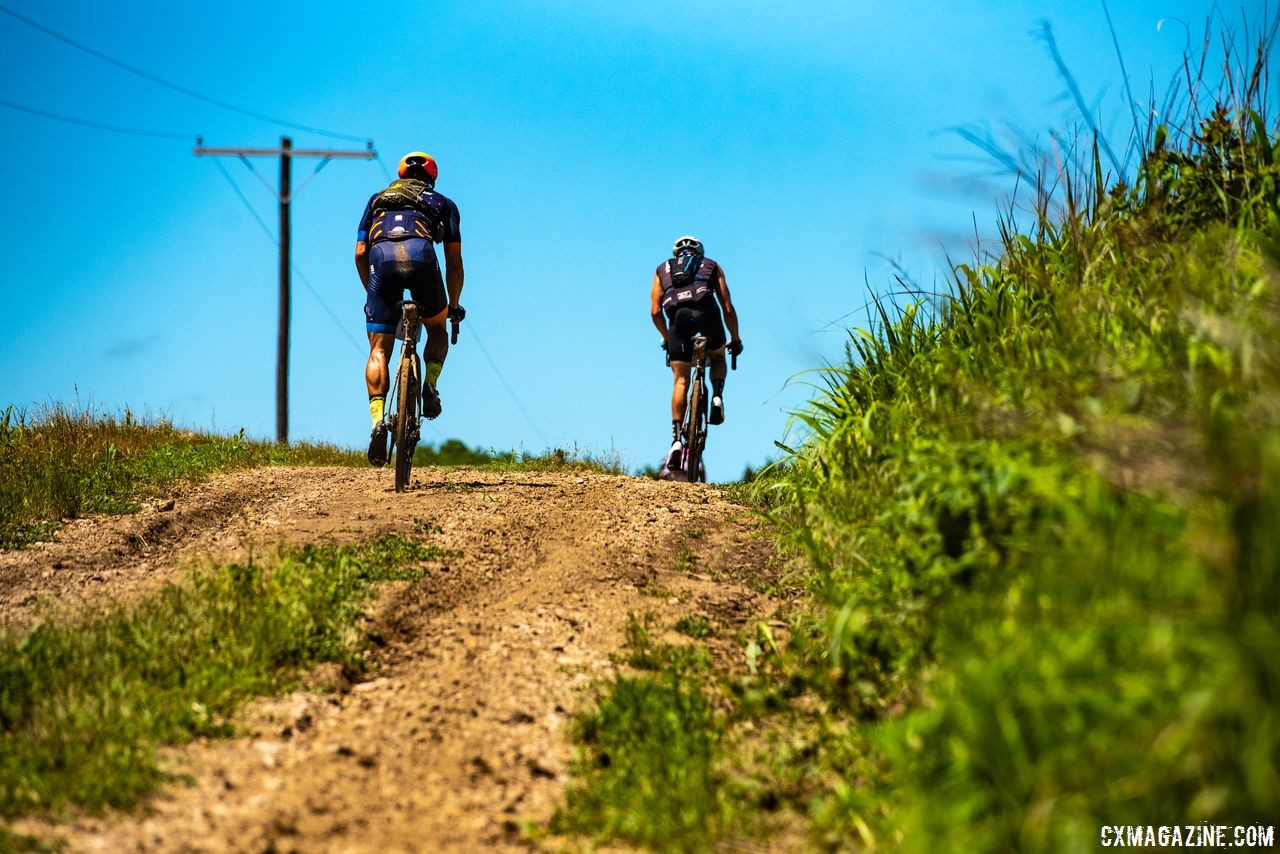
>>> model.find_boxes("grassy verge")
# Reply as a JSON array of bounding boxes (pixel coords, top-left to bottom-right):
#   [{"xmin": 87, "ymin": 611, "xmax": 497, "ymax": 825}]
[
  {"xmin": 0, "ymin": 534, "xmax": 443, "ymax": 818},
  {"xmin": 762, "ymin": 46, "xmax": 1279, "ymax": 851},
  {"xmin": 555, "ymin": 33, "xmax": 1279, "ymax": 853},
  {"xmin": 552, "ymin": 615, "xmax": 728, "ymax": 851},
  {"xmin": 0, "ymin": 406, "xmax": 363, "ymax": 549}
]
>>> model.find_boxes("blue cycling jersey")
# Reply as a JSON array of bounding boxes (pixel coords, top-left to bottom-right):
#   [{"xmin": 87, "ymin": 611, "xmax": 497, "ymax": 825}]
[
  {"xmin": 356, "ymin": 186, "xmax": 461, "ymax": 245},
  {"xmin": 358, "ymin": 183, "xmax": 460, "ymax": 334}
]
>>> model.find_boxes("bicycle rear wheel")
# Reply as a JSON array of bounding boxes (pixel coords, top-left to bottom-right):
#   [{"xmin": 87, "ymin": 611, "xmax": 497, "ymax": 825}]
[
  {"xmin": 686, "ymin": 370, "xmax": 707, "ymax": 483},
  {"xmin": 393, "ymin": 354, "xmax": 419, "ymax": 492}
]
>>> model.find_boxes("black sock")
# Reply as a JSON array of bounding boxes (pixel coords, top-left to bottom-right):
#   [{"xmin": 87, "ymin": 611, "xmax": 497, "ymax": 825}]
[
  {"xmin": 712, "ymin": 378, "xmax": 725, "ymax": 397},
  {"xmin": 672, "ymin": 420, "xmax": 681, "ymax": 441}
]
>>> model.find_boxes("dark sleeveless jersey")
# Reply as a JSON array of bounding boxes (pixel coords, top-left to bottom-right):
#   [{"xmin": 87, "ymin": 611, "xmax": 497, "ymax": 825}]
[{"xmin": 656, "ymin": 254, "xmax": 719, "ymax": 309}]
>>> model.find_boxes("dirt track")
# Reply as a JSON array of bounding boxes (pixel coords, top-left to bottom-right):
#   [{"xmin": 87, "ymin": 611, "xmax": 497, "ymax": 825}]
[{"xmin": 2, "ymin": 465, "xmax": 775, "ymax": 852}]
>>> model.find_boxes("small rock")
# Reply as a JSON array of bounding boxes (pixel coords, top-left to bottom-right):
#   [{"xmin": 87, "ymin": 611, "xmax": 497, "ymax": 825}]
[
  {"xmin": 528, "ymin": 759, "xmax": 558, "ymax": 779},
  {"xmin": 159, "ymin": 499, "xmax": 175, "ymax": 512}
]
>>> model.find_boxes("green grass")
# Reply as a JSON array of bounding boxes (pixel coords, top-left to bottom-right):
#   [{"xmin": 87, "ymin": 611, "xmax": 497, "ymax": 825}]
[
  {"xmin": 675, "ymin": 615, "xmax": 713, "ymax": 639},
  {"xmin": 0, "ymin": 406, "xmax": 362, "ymax": 549},
  {"xmin": 674, "ymin": 546, "xmax": 698, "ymax": 573},
  {"xmin": 754, "ymin": 48, "xmax": 1280, "ymax": 851},
  {"xmin": 0, "ymin": 534, "xmax": 443, "ymax": 818},
  {"xmin": 555, "ymin": 617, "xmax": 725, "ymax": 851},
  {"xmin": 0, "ymin": 828, "xmax": 56, "ymax": 853}
]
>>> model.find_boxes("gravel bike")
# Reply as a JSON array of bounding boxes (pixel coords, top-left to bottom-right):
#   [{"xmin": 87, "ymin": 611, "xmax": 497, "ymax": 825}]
[
  {"xmin": 383, "ymin": 303, "xmax": 462, "ymax": 492},
  {"xmin": 385, "ymin": 301, "xmax": 422, "ymax": 493},
  {"xmin": 670, "ymin": 334, "xmax": 737, "ymax": 483}
]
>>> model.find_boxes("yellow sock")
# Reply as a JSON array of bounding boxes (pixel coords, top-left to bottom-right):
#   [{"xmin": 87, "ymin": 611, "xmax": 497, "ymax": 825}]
[
  {"xmin": 425, "ymin": 360, "xmax": 443, "ymax": 388},
  {"xmin": 369, "ymin": 395, "xmax": 385, "ymax": 427}
]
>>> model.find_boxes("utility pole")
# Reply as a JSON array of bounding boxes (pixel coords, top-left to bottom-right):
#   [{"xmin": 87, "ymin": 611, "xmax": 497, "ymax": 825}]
[
  {"xmin": 278, "ymin": 136, "xmax": 291, "ymax": 446},
  {"xmin": 195, "ymin": 136, "xmax": 377, "ymax": 444}
]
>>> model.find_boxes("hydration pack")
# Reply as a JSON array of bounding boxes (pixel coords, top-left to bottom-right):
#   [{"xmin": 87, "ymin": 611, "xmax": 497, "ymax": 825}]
[
  {"xmin": 371, "ymin": 178, "xmax": 431, "ymax": 214},
  {"xmin": 368, "ymin": 179, "xmax": 436, "ymax": 243},
  {"xmin": 661, "ymin": 254, "xmax": 716, "ymax": 309}
]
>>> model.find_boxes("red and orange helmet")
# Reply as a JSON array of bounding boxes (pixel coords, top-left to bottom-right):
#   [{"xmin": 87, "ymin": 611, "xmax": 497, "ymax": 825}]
[{"xmin": 398, "ymin": 151, "xmax": 438, "ymax": 183}]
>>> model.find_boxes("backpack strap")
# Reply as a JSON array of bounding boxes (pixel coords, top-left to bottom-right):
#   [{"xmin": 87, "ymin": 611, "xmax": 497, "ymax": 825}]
[{"xmin": 661, "ymin": 255, "xmax": 716, "ymax": 309}]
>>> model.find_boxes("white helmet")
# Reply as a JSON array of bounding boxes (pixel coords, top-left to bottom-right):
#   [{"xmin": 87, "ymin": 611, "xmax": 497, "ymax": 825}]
[{"xmin": 673, "ymin": 235, "xmax": 704, "ymax": 256}]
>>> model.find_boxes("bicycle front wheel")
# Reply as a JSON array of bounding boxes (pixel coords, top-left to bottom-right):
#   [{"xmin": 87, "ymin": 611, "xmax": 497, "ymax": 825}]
[{"xmin": 393, "ymin": 355, "xmax": 418, "ymax": 492}]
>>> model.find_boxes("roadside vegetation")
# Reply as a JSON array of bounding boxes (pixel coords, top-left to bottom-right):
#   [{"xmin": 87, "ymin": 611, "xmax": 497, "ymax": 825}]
[
  {"xmin": 0, "ymin": 407, "xmax": 623, "ymax": 550},
  {"xmin": 558, "ymin": 30, "xmax": 1279, "ymax": 852},
  {"xmin": 0, "ymin": 534, "xmax": 444, "ymax": 822},
  {"xmin": 555, "ymin": 617, "xmax": 725, "ymax": 850},
  {"xmin": 0, "ymin": 406, "xmax": 362, "ymax": 549}
]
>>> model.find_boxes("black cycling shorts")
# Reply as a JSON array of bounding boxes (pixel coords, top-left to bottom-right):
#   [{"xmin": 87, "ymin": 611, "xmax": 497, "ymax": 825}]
[
  {"xmin": 364, "ymin": 238, "xmax": 447, "ymax": 334},
  {"xmin": 665, "ymin": 300, "xmax": 727, "ymax": 362}
]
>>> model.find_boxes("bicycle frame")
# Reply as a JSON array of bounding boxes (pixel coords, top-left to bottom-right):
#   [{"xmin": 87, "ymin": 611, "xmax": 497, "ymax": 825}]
[
  {"xmin": 667, "ymin": 333, "xmax": 739, "ymax": 483},
  {"xmin": 386, "ymin": 301, "xmax": 422, "ymax": 492},
  {"xmin": 677, "ymin": 334, "xmax": 710, "ymax": 483}
]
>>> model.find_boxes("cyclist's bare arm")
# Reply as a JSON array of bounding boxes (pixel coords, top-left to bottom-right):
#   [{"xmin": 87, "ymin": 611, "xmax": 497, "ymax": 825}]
[
  {"xmin": 355, "ymin": 240, "xmax": 370, "ymax": 289},
  {"xmin": 443, "ymin": 242, "xmax": 464, "ymax": 312},
  {"xmin": 715, "ymin": 267, "xmax": 740, "ymax": 343},
  {"xmin": 650, "ymin": 274, "xmax": 669, "ymax": 339}
]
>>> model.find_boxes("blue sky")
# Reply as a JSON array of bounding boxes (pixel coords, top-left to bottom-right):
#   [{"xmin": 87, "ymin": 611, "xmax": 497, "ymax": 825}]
[{"xmin": 0, "ymin": 0, "xmax": 1230, "ymax": 479}]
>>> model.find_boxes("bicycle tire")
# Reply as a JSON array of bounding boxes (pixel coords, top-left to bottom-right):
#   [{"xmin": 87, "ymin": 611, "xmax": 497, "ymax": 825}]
[
  {"xmin": 686, "ymin": 370, "xmax": 706, "ymax": 484},
  {"xmin": 393, "ymin": 355, "xmax": 417, "ymax": 492}
]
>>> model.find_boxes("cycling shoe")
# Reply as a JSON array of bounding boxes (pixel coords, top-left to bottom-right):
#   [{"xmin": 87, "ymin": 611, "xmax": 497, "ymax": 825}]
[
  {"xmin": 423, "ymin": 384, "xmax": 442, "ymax": 420},
  {"xmin": 709, "ymin": 395, "xmax": 724, "ymax": 426},
  {"xmin": 666, "ymin": 438, "xmax": 683, "ymax": 471},
  {"xmin": 367, "ymin": 422, "xmax": 389, "ymax": 467}
]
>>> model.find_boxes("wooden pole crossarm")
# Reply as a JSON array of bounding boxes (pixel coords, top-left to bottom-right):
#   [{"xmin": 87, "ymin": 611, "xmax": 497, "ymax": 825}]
[{"xmin": 194, "ymin": 145, "xmax": 376, "ymax": 159}]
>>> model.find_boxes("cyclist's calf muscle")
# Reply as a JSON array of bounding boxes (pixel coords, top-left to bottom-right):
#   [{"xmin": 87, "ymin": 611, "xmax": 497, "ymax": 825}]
[
  {"xmin": 670, "ymin": 361, "xmax": 691, "ymax": 421},
  {"xmin": 365, "ymin": 332, "xmax": 396, "ymax": 396}
]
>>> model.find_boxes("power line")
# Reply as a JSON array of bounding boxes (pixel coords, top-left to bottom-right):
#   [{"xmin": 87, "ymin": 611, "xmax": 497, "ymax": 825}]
[
  {"xmin": 0, "ymin": 96, "xmax": 194, "ymax": 140},
  {"xmin": 376, "ymin": 154, "xmax": 395, "ymax": 184},
  {"xmin": 210, "ymin": 158, "xmax": 364, "ymax": 355},
  {"xmin": 0, "ymin": 2, "xmax": 369, "ymax": 144},
  {"xmin": 465, "ymin": 320, "xmax": 551, "ymax": 447}
]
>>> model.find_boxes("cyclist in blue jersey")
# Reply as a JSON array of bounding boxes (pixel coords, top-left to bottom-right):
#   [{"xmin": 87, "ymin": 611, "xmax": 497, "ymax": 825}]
[
  {"xmin": 650, "ymin": 235, "xmax": 742, "ymax": 471},
  {"xmin": 356, "ymin": 152, "xmax": 465, "ymax": 466}
]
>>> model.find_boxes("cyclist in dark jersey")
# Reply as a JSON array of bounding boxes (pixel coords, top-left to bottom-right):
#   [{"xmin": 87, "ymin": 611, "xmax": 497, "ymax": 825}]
[
  {"xmin": 650, "ymin": 236, "xmax": 742, "ymax": 470},
  {"xmin": 356, "ymin": 152, "xmax": 465, "ymax": 466}
]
